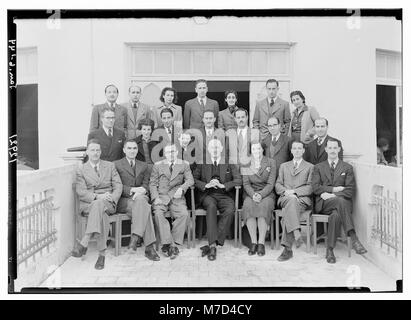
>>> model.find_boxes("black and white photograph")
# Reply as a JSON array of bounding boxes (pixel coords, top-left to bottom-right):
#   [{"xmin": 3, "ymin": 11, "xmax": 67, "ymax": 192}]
[{"xmin": 6, "ymin": 6, "xmax": 404, "ymax": 296}]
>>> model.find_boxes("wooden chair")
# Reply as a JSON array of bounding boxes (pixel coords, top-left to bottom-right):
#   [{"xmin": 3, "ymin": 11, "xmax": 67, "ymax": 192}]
[
  {"xmin": 273, "ymin": 209, "xmax": 312, "ymax": 252},
  {"xmin": 190, "ymin": 185, "xmax": 241, "ymax": 248},
  {"xmin": 311, "ymin": 214, "xmax": 352, "ymax": 256}
]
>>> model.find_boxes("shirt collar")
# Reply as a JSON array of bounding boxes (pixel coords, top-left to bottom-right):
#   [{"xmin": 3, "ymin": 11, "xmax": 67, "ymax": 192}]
[
  {"xmin": 131, "ymin": 101, "xmax": 139, "ymax": 107},
  {"xmin": 198, "ymin": 97, "xmax": 207, "ymax": 105},
  {"xmin": 127, "ymin": 158, "xmax": 135, "ymax": 166},
  {"xmin": 107, "ymin": 101, "xmax": 116, "ymax": 108},
  {"xmin": 237, "ymin": 127, "xmax": 247, "ymax": 135},
  {"xmin": 211, "ymin": 156, "xmax": 221, "ymax": 165},
  {"xmin": 268, "ymin": 96, "xmax": 278, "ymax": 104},
  {"xmin": 205, "ymin": 127, "xmax": 214, "ymax": 135},
  {"xmin": 102, "ymin": 125, "xmax": 113, "ymax": 136},
  {"xmin": 272, "ymin": 133, "xmax": 281, "ymax": 141},
  {"xmin": 89, "ymin": 161, "xmax": 100, "ymax": 170},
  {"xmin": 317, "ymin": 135, "xmax": 328, "ymax": 144},
  {"xmin": 328, "ymin": 158, "xmax": 339, "ymax": 167},
  {"xmin": 293, "ymin": 158, "xmax": 303, "ymax": 168}
]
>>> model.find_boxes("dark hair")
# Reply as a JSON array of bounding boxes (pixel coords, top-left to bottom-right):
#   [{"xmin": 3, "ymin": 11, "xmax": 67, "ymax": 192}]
[
  {"xmin": 87, "ymin": 139, "xmax": 101, "ymax": 148},
  {"xmin": 159, "ymin": 87, "xmax": 178, "ymax": 104},
  {"xmin": 291, "ymin": 140, "xmax": 305, "ymax": 148},
  {"xmin": 268, "ymin": 116, "xmax": 280, "ymax": 125},
  {"xmin": 315, "ymin": 117, "xmax": 329, "ymax": 126},
  {"xmin": 290, "ymin": 90, "xmax": 306, "ymax": 104},
  {"xmin": 266, "ymin": 79, "xmax": 279, "ymax": 87},
  {"xmin": 101, "ymin": 106, "xmax": 115, "ymax": 116},
  {"xmin": 123, "ymin": 138, "xmax": 138, "ymax": 148},
  {"xmin": 234, "ymin": 107, "xmax": 248, "ymax": 118},
  {"xmin": 224, "ymin": 90, "xmax": 238, "ymax": 108},
  {"xmin": 195, "ymin": 79, "xmax": 207, "ymax": 87},
  {"xmin": 326, "ymin": 138, "xmax": 340, "ymax": 147},
  {"xmin": 377, "ymin": 137, "xmax": 390, "ymax": 148},
  {"xmin": 105, "ymin": 84, "xmax": 119, "ymax": 94},
  {"xmin": 160, "ymin": 107, "xmax": 174, "ymax": 118},
  {"xmin": 137, "ymin": 118, "xmax": 155, "ymax": 131}
]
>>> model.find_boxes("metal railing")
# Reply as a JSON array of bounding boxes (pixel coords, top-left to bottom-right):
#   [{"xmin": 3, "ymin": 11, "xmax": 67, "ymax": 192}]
[
  {"xmin": 17, "ymin": 190, "xmax": 57, "ymax": 266},
  {"xmin": 371, "ymin": 189, "xmax": 402, "ymax": 257}
]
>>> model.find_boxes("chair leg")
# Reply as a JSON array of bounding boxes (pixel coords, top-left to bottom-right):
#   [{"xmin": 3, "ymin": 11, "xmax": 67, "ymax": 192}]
[
  {"xmin": 270, "ymin": 218, "xmax": 274, "ymax": 250},
  {"xmin": 192, "ymin": 214, "xmax": 196, "ymax": 248},
  {"xmin": 186, "ymin": 216, "xmax": 191, "ymax": 249},
  {"xmin": 306, "ymin": 216, "xmax": 311, "ymax": 253},
  {"xmin": 275, "ymin": 213, "xmax": 280, "ymax": 250},
  {"xmin": 238, "ymin": 214, "xmax": 242, "ymax": 248},
  {"xmin": 234, "ymin": 209, "xmax": 238, "ymax": 248},
  {"xmin": 313, "ymin": 218, "xmax": 317, "ymax": 255},
  {"xmin": 347, "ymin": 236, "xmax": 352, "ymax": 257},
  {"xmin": 115, "ymin": 218, "xmax": 121, "ymax": 257}
]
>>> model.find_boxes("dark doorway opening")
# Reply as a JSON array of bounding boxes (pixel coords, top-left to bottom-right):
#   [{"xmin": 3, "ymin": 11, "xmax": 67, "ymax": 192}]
[
  {"xmin": 17, "ymin": 84, "xmax": 39, "ymax": 170},
  {"xmin": 376, "ymin": 84, "xmax": 397, "ymax": 163},
  {"xmin": 172, "ymin": 80, "xmax": 250, "ymax": 124}
]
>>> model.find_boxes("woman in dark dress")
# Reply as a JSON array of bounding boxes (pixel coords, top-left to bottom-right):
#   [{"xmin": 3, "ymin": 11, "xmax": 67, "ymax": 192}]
[{"xmin": 135, "ymin": 118, "xmax": 157, "ymax": 170}]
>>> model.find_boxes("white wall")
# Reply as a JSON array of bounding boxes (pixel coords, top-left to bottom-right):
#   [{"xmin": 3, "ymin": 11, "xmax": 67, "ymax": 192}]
[{"xmin": 16, "ymin": 16, "xmax": 401, "ymax": 168}]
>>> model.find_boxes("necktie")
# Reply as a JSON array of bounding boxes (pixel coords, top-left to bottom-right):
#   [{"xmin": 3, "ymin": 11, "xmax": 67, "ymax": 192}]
[
  {"xmin": 317, "ymin": 138, "xmax": 322, "ymax": 146},
  {"xmin": 108, "ymin": 128, "xmax": 113, "ymax": 137},
  {"xmin": 293, "ymin": 161, "xmax": 298, "ymax": 174},
  {"xmin": 132, "ymin": 103, "xmax": 137, "ymax": 108},
  {"xmin": 110, "ymin": 103, "xmax": 115, "ymax": 110},
  {"xmin": 94, "ymin": 165, "xmax": 100, "ymax": 177},
  {"xmin": 330, "ymin": 161, "xmax": 335, "ymax": 180},
  {"xmin": 132, "ymin": 103, "xmax": 138, "ymax": 121},
  {"xmin": 200, "ymin": 99, "xmax": 205, "ymax": 108},
  {"xmin": 130, "ymin": 160, "xmax": 134, "ymax": 169},
  {"xmin": 270, "ymin": 99, "xmax": 274, "ymax": 107},
  {"xmin": 213, "ymin": 160, "xmax": 217, "ymax": 167},
  {"xmin": 169, "ymin": 162, "xmax": 174, "ymax": 174}
]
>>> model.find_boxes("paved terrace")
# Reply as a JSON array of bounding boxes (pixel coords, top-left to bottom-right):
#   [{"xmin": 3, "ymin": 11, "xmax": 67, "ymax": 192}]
[{"xmin": 40, "ymin": 239, "xmax": 397, "ymax": 291}]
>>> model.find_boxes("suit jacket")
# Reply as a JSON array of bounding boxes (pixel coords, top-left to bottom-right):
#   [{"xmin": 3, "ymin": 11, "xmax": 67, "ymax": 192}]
[
  {"xmin": 226, "ymin": 127, "xmax": 260, "ymax": 167},
  {"xmin": 243, "ymin": 157, "xmax": 276, "ymax": 199},
  {"xmin": 304, "ymin": 135, "xmax": 344, "ymax": 165},
  {"xmin": 183, "ymin": 97, "xmax": 219, "ymax": 129},
  {"xmin": 76, "ymin": 160, "xmax": 123, "ymax": 212},
  {"xmin": 152, "ymin": 104, "xmax": 183, "ymax": 129},
  {"xmin": 149, "ymin": 158, "xmax": 194, "ymax": 205},
  {"xmin": 287, "ymin": 105, "xmax": 320, "ymax": 144},
  {"xmin": 87, "ymin": 127, "xmax": 126, "ymax": 162},
  {"xmin": 89, "ymin": 102, "xmax": 127, "ymax": 133},
  {"xmin": 121, "ymin": 101, "xmax": 153, "ymax": 139},
  {"xmin": 275, "ymin": 159, "xmax": 314, "ymax": 205},
  {"xmin": 193, "ymin": 162, "xmax": 242, "ymax": 203},
  {"xmin": 114, "ymin": 157, "xmax": 150, "ymax": 212},
  {"xmin": 218, "ymin": 107, "xmax": 238, "ymax": 131},
  {"xmin": 311, "ymin": 160, "xmax": 356, "ymax": 213},
  {"xmin": 135, "ymin": 135, "xmax": 158, "ymax": 163},
  {"xmin": 252, "ymin": 97, "xmax": 291, "ymax": 139},
  {"xmin": 261, "ymin": 133, "xmax": 292, "ymax": 174}
]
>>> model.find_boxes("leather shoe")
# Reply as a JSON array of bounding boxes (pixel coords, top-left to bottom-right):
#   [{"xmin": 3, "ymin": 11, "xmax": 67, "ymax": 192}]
[
  {"xmin": 257, "ymin": 244, "xmax": 265, "ymax": 256},
  {"xmin": 200, "ymin": 245, "xmax": 210, "ymax": 257},
  {"xmin": 72, "ymin": 243, "xmax": 87, "ymax": 258},
  {"xmin": 326, "ymin": 248, "xmax": 336, "ymax": 264},
  {"xmin": 208, "ymin": 246, "xmax": 217, "ymax": 261},
  {"xmin": 295, "ymin": 236, "xmax": 304, "ymax": 249},
  {"xmin": 145, "ymin": 245, "xmax": 160, "ymax": 261},
  {"xmin": 94, "ymin": 255, "xmax": 105, "ymax": 270},
  {"xmin": 161, "ymin": 244, "xmax": 170, "ymax": 257},
  {"xmin": 248, "ymin": 243, "xmax": 257, "ymax": 255},
  {"xmin": 277, "ymin": 247, "xmax": 293, "ymax": 261},
  {"xmin": 169, "ymin": 246, "xmax": 179, "ymax": 260},
  {"xmin": 352, "ymin": 240, "xmax": 367, "ymax": 254}
]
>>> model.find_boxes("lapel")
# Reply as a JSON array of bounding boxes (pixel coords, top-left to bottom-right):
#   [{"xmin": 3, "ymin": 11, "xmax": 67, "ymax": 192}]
[
  {"xmin": 294, "ymin": 159, "xmax": 307, "ymax": 175},
  {"xmin": 261, "ymin": 98, "xmax": 270, "ymax": 115},
  {"xmin": 271, "ymin": 97, "xmax": 282, "ymax": 114},
  {"xmin": 126, "ymin": 103, "xmax": 136, "ymax": 125},
  {"xmin": 219, "ymin": 163, "xmax": 228, "ymax": 183},
  {"xmin": 333, "ymin": 160, "xmax": 344, "ymax": 181},
  {"xmin": 271, "ymin": 134, "xmax": 286, "ymax": 156},
  {"xmin": 85, "ymin": 161, "xmax": 100, "ymax": 183},
  {"xmin": 318, "ymin": 136, "xmax": 328, "ymax": 159},
  {"xmin": 204, "ymin": 164, "xmax": 213, "ymax": 183},
  {"xmin": 170, "ymin": 161, "xmax": 180, "ymax": 181},
  {"xmin": 98, "ymin": 161, "xmax": 107, "ymax": 182},
  {"xmin": 323, "ymin": 161, "xmax": 332, "ymax": 182},
  {"xmin": 162, "ymin": 161, "xmax": 172, "ymax": 179},
  {"xmin": 122, "ymin": 157, "xmax": 135, "ymax": 177},
  {"xmin": 256, "ymin": 157, "xmax": 269, "ymax": 176}
]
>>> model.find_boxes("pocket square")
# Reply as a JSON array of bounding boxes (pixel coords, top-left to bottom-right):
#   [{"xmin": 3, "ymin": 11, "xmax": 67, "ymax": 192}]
[{"xmin": 341, "ymin": 172, "xmax": 346, "ymax": 176}]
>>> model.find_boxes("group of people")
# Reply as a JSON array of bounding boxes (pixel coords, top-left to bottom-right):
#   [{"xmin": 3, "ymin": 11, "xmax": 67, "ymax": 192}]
[{"xmin": 72, "ymin": 79, "xmax": 367, "ymax": 270}]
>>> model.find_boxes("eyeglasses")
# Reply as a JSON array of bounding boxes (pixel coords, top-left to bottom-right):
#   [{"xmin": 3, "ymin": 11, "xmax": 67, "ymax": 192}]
[
  {"xmin": 267, "ymin": 124, "xmax": 280, "ymax": 127},
  {"xmin": 104, "ymin": 117, "xmax": 116, "ymax": 120}
]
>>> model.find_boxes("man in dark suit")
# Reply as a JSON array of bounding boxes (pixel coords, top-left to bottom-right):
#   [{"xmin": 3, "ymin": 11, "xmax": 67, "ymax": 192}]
[
  {"xmin": 193, "ymin": 138, "xmax": 242, "ymax": 261},
  {"xmin": 311, "ymin": 139, "xmax": 367, "ymax": 264},
  {"xmin": 72, "ymin": 139, "xmax": 123, "ymax": 270},
  {"xmin": 252, "ymin": 79, "xmax": 291, "ymax": 139},
  {"xmin": 114, "ymin": 139, "xmax": 159, "ymax": 261},
  {"xmin": 121, "ymin": 85, "xmax": 153, "ymax": 139},
  {"xmin": 183, "ymin": 79, "xmax": 219, "ymax": 129},
  {"xmin": 88, "ymin": 107, "xmax": 125, "ymax": 162},
  {"xmin": 89, "ymin": 84, "xmax": 127, "ymax": 133},
  {"xmin": 261, "ymin": 116, "xmax": 292, "ymax": 175},
  {"xmin": 304, "ymin": 118, "xmax": 344, "ymax": 165}
]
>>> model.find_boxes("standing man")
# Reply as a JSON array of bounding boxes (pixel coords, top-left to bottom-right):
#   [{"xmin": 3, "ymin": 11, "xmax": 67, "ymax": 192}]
[
  {"xmin": 89, "ymin": 84, "xmax": 127, "ymax": 133},
  {"xmin": 311, "ymin": 139, "xmax": 367, "ymax": 263},
  {"xmin": 304, "ymin": 118, "xmax": 344, "ymax": 165},
  {"xmin": 150, "ymin": 144, "xmax": 194, "ymax": 259},
  {"xmin": 261, "ymin": 116, "xmax": 292, "ymax": 175},
  {"xmin": 200, "ymin": 110, "xmax": 226, "ymax": 164},
  {"xmin": 114, "ymin": 139, "xmax": 160, "ymax": 261},
  {"xmin": 88, "ymin": 107, "xmax": 126, "ymax": 162},
  {"xmin": 122, "ymin": 85, "xmax": 153, "ymax": 139},
  {"xmin": 72, "ymin": 139, "xmax": 122, "ymax": 270},
  {"xmin": 183, "ymin": 79, "xmax": 219, "ymax": 129},
  {"xmin": 193, "ymin": 138, "xmax": 242, "ymax": 261},
  {"xmin": 275, "ymin": 141, "xmax": 314, "ymax": 261},
  {"xmin": 252, "ymin": 79, "xmax": 291, "ymax": 139}
]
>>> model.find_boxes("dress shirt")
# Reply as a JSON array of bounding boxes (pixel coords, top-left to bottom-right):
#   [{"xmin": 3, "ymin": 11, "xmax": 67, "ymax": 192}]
[
  {"xmin": 198, "ymin": 97, "xmax": 207, "ymax": 106},
  {"xmin": 272, "ymin": 133, "xmax": 281, "ymax": 142},
  {"xmin": 328, "ymin": 158, "xmax": 339, "ymax": 168}
]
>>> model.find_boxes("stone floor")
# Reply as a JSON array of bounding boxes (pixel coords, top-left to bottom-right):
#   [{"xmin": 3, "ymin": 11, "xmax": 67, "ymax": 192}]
[{"xmin": 39, "ymin": 239, "xmax": 397, "ymax": 292}]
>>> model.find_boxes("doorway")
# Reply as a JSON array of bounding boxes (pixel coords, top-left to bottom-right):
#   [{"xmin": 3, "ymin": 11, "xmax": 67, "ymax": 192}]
[{"xmin": 172, "ymin": 81, "xmax": 250, "ymax": 124}]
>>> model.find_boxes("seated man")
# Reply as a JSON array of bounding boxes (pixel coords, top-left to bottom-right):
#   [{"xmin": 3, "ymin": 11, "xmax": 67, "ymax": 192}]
[
  {"xmin": 193, "ymin": 138, "xmax": 242, "ymax": 261},
  {"xmin": 114, "ymin": 139, "xmax": 159, "ymax": 261},
  {"xmin": 72, "ymin": 139, "xmax": 123, "ymax": 270},
  {"xmin": 149, "ymin": 144, "xmax": 194, "ymax": 259},
  {"xmin": 311, "ymin": 139, "xmax": 367, "ymax": 263},
  {"xmin": 275, "ymin": 141, "xmax": 314, "ymax": 261}
]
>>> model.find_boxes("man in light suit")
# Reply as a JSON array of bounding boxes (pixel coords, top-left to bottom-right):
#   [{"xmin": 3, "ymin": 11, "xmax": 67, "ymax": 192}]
[
  {"xmin": 252, "ymin": 79, "xmax": 291, "ymax": 139},
  {"xmin": 150, "ymin": 144, "xmax": 194, "ymax": 259},
  {"xmin": 88, "ymin": 108, "xmax": 126, "ymax": 162},
  {"xmin": 304, "ymin": 118, "xmax": 344, "ymax": 165},
  {"xmin": 261, "ymin": 116, "xmax": 292, "ymax": 175},
  {"xmin": 114, "ymin": 139, "xmax": 159, "ymax": 261},
  {"xmin": 193, "ymin": 138, "xmax": 242, "ymax": 261},
  {"xmin": 312, "ymin": 139, "xmax": 367, "ymax": 263},
  {"xmin": 199, "ymin": 110, "xmax": 226, "ymax": 164},
  {"xmin": 183, "ymin": 79, "xmax": 219, "ymax": 129},
  {"xmin": 89, "ymin": 84, "xmax": 127, "ymax": 133},
  {"xmin": 275, "ymin": 141, "xmax": 314, "ymax": 261},
  {"xmin": 121, "ymin": 85, "xmax": 153, "ymax": 139},
  {"xmin": 72, "ymin": 139, "xmax": 123, "ymax": 270}
]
